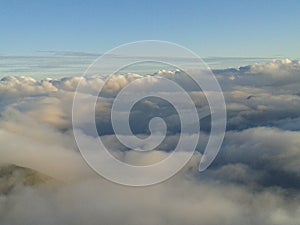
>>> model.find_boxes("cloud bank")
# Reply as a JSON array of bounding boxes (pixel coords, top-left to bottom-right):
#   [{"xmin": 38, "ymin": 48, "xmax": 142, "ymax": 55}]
[{"xmin": 0, "ymin": 59, "xmax": 300, "ymax": 224}]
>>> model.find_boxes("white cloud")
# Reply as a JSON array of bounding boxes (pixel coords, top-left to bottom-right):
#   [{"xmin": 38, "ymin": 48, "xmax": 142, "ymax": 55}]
[{"xmin": 0, "ymin": 59, "xmax": 300, "ymax": 224}]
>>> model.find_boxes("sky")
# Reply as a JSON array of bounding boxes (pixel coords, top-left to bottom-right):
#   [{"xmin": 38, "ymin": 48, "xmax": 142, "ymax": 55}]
[
  {"xmin": 1, "ymin": 0, "xmax": 300, "ymax": 58},
  {"xmin": 1, "ymin": 1, "xmax": 300, "ymax": 224}
]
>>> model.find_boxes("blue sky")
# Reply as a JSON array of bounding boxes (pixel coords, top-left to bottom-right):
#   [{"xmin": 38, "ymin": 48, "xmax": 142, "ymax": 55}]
[{"xmin": 0, "ymin": 0, "xmax": 300, "ymax": 58}]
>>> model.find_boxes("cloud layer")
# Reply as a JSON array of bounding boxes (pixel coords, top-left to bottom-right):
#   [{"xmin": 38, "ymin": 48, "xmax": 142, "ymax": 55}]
[{"xmin": 0, "ymin": 59, "xmax": 300, "ymax": 224}]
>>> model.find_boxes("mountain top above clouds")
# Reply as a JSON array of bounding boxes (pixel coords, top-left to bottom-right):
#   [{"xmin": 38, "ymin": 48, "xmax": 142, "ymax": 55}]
[{"xmin": 0, "ymin": 164, "xmax": 57, "ymax": 195}]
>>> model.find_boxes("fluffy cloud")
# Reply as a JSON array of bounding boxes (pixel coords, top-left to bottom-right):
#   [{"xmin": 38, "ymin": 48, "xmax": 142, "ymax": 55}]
[
  {"xmin": 0, "ymin": 59, "xmax": 300, "ymax": 224},
  {"xmin": 249, "ymin": 59, "xmax": 300, "ymax": 77}
]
